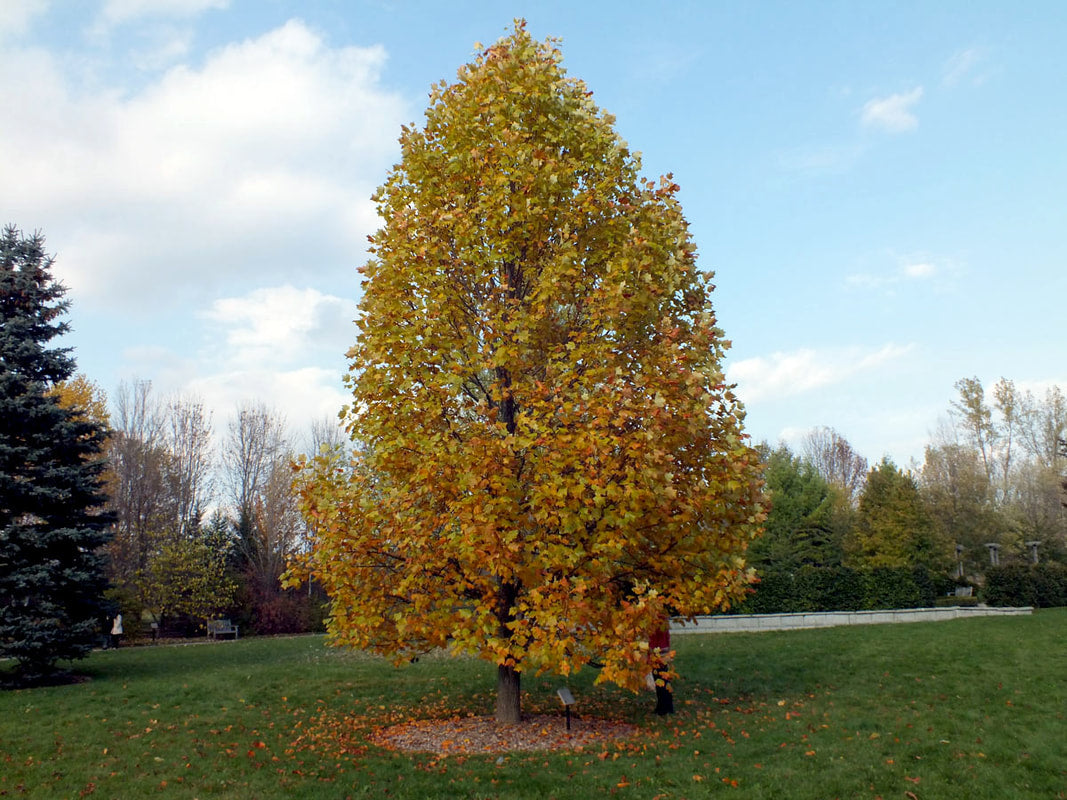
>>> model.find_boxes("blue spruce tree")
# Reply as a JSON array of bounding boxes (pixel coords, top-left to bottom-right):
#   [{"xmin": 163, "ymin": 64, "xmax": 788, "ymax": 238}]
[{"xmin": 0, "ymin": 226, "xmax": 112, "ymax": 686}]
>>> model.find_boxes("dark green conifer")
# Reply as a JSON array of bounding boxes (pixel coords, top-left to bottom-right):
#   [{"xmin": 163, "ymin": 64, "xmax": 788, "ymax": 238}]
[{"xmin": 0, "ymin": 225, "xmax": 112, "ymax": 686}]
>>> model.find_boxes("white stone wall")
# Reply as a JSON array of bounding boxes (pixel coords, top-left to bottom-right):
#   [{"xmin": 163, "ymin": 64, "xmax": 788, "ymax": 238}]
[{"xmin": 670, "ymin": 606, "xmax": 1033, "ymax": 634}]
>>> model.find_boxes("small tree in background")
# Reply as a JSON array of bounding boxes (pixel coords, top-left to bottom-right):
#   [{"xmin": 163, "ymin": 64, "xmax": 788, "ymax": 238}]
[
  {"xmin": 802, "ymin": 426, "xmax": 868, "ymax": 505},
  {"xmin": 750, "ymin": 444, "xmax": 842, "ymax": 572},
  {"xmin": 0, "ymin": 226, "xmax": 112, "ymax": 685},
  {"xmin": 847, "ymin": 458, "xmax": 949, "ymax": 572},
  {"xmin": 293, "ymin": 24, "xmax": 764, "ymax": 723},
  {"xmin": 136, "ymin": 534, "xmax": 236, "ymax": 630},
  {"xmin": 224, "ymin": 402, "xmax": 304, "ymax": 631}
]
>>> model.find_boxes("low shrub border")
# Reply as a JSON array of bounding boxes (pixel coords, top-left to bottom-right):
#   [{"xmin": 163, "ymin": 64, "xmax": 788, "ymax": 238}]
[
  {"xmin": 984, "ymin": 562, "xmax": 1067, "ymax": 607},
  {"xmin": 738, "ymin": 565, "xmax": 956, "ymax": 614}
]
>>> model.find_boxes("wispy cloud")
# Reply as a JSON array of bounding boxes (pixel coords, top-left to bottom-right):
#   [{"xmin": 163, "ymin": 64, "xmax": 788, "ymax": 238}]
[
  {"xmin": 0, "ymin": 0, "xmax": 48, "ymax": 39},
  {"xmin": 97, "ymin": 0, "xmax": 229, "ymax": 27},
  {"xmin": 847, "ymin": 262, "xmax": 934, "ymax": 289},
  {"xmin": 727, "ymin": 344, "xmax": 913, "ymax": 404},
  {"xmin": 775, "ymin": 142, "xmax": 866, "ymax": 175},
  {"xmin": 943, "ymin": 47, "xmax": 989, "ymax": 87},
  {"xmin": 847, "ymin": 254, "xmax": 958, "ymax": 293},
  {"xmin": 861, "ymin": 87, "xmax": 923, "ymax": 133}
]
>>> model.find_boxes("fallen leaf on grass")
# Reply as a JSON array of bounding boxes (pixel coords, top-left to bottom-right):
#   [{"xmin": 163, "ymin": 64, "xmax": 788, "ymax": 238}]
[{"xmin": 372, "ymin": 715, "xmax": 637, "ymax": 755}]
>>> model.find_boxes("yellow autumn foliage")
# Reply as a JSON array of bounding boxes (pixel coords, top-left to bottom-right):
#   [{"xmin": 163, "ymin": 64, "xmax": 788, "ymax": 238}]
[{"xmin": 291, "ymin": 22, "xmax": 764, "ymax": 711}]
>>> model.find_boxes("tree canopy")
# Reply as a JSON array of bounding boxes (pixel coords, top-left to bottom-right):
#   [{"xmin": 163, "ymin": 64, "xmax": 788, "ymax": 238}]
[{"xmin": 293, "ymin": 23, "xmax": 764, "ymax": 722}]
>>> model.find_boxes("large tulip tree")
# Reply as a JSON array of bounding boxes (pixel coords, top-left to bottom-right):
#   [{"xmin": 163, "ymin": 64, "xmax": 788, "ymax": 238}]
[{"xmin": 293, "ymin": 23, "xmax": 764, "ymax": 723}]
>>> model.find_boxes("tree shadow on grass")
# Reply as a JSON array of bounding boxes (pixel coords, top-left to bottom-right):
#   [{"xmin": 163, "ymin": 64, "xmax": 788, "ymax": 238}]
[
  {"xmin": 0, "ymin": 665, "xmax": 93, "ymax": 691},
  {"xmin": 76, "ymin": 637, "xmax": 315, "ymax": 685}
]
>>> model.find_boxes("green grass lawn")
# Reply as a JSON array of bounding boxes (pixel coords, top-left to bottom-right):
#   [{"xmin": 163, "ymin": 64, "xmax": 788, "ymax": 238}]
[{"xmin": 2, "ymin": 610, "xmax": 1065, "ymax": 799}]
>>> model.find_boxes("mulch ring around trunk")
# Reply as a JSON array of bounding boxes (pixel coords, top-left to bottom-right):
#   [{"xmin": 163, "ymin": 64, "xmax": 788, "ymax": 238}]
[{"xmin": 371, "ymin": 714, "xmax": 638, "ymax": 754}]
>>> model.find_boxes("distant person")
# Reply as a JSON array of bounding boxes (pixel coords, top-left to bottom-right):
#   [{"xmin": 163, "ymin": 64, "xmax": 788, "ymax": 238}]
[
  {"xmin": 100, "ymin": 613, "xmax": 112, "ymax": 649},
  {"xmin": 110, "ymin": 613, "xmax": 123, "ymax": 648}
]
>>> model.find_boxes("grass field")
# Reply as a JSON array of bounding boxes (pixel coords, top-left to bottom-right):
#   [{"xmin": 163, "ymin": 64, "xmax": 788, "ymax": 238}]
[{"xmin": 2, "ymin": 609, "xmax": 1065, "ymax": 799}]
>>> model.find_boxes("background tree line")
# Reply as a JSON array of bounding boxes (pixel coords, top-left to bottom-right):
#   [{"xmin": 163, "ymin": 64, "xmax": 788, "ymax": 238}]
[
  {"xmin": 2, "ymin": 225, "xmax": 345, "ymax": 685},
  {"xmin": 69, "ymin": 372, "xmax": 1067, "ymax": 632},
  {"xmin": 746, "ymin": 377, "xmax": 1067, "ymax": 613},
  {"xmin": 50, "ymin": 376, "xmax": 342, "ymax": 639}
]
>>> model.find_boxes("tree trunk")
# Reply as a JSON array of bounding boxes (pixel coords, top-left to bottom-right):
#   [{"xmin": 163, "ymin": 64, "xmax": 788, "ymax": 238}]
[
  {"xmin": 494, "ymin": 577, "xmax": 522, "ymax": 724},
  {"xmin": 653, "ymin": 669, "xmax": 675, "ymax": 715},
  {"xmin": 495, "ymin": 664, "xmax": 522, "ymax": 724}
]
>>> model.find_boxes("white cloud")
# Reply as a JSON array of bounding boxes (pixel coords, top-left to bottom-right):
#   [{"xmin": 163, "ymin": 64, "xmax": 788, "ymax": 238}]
[
  {"xmin": 1006, "ymin": 378, "xmax": 1067, "ymax": 402},
  {"xmin": 0, "ymin": 0, "xmax": 48, "ymax": 39},
  {"xmin": 117, "ymin": 345, "xmax": 201, "ymax": 391},
  {"xmin": 125, "ymin": 24, "xmax": 195, "ymax": 70},
  {"xmin": 773, "ymin": 426, "xmax": 811, "ymax": 452},
  {"xmin": 188, "ymin": 365, "xmax": 350, "ymax": 445},
  {"xmin": 727, "ymin": 344, "xmax": 913, "ymax": 404},
  {"xmin": 860, "ymin": 87, "xmax": 923, "ymax": 133},
  {"xmin": 119, "ymin": 285, "xmax": 360, "ymax": 446},
  {"xmin": 202, "ymin": 285, "xmax": 356, "ymax": 366},
  {"xmin": 0, "ymin": 18, "xmax": 407, "ymax": 308},
  {"xmin": 902, "ymin": 262, "xmax": 936, "ymax": 279}
]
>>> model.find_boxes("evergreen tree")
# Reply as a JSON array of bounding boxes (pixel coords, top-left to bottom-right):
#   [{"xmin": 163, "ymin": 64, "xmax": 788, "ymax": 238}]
[
  {"xmin": 750, "ymin": 444, "xmax": 842, "ymax": 571},
  {"xmin": 0, "ymin": 226, "xmax": 112, "ymax": 685},
  {"xmin": 847, "ymin": 458, "xmax": 948, "ymax": 571}
]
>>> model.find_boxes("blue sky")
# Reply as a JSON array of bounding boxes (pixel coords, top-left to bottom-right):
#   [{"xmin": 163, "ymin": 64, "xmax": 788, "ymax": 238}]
[{"xmin": 2, "ymin": 1, "xmax": 1064, "ymax": 464}]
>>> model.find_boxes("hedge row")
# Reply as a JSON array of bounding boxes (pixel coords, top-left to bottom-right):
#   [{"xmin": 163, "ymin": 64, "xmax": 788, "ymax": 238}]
[
  {"xmin": 737, "ymin": 565, "xmax": 955, "ymax": 614},
  {"xmin": 984, "ymin": 563, "xmax": 1067, "ymax": 608}
]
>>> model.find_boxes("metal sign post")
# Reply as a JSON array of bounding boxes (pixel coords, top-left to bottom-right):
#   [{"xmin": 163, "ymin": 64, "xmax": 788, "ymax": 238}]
[{"xmin": 557, "ymin": 687, "xmax": 575, "ymax": 731}]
